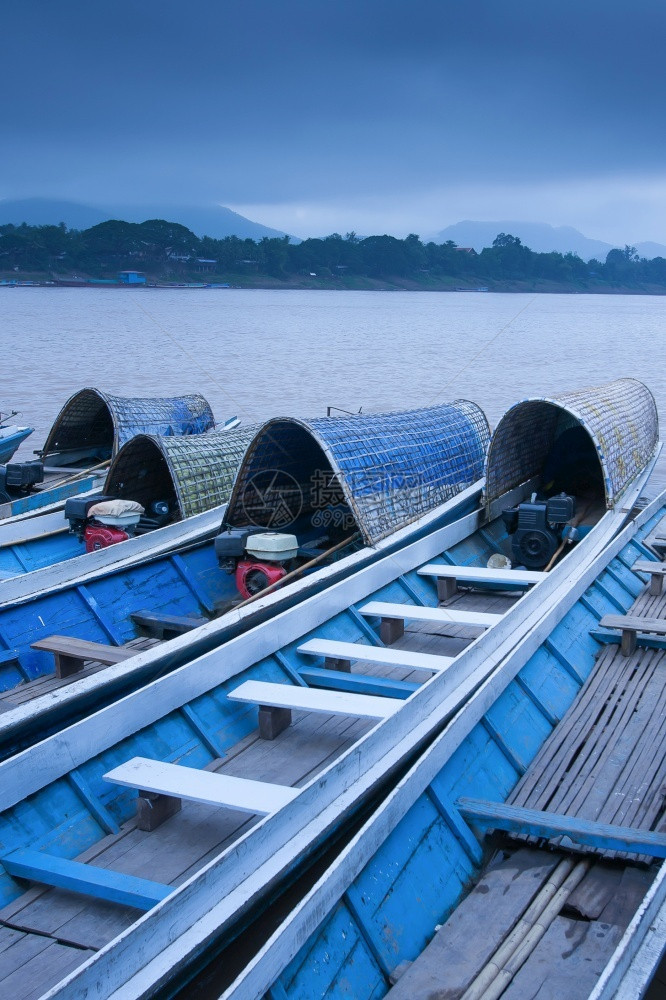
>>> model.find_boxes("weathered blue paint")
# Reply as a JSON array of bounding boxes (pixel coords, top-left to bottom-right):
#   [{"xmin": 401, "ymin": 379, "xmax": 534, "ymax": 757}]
[
  {"xmin": 0, "ymin": 528, "xmax": 82, "ymax": 577},
  {"xmin": 0, "ymin": 540, "xmax": 236, "ymax": 692},
  {"xmin": 1, "ymin": 474, "xmax": 99, "ymax": 518}
]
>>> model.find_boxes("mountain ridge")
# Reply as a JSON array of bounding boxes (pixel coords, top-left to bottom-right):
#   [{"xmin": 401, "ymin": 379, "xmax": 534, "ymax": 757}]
[
  {"xmin": 0, "ymin": 198, "xmax": 296, "ymax": 242},
  {"xmin": 430, "ymin": 220, "xmax": 666, "ymax": 261}
]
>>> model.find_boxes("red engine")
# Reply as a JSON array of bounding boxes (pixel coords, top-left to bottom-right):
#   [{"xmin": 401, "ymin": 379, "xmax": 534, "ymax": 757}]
[
  {"xmin": 235, "ymin": 560, "xmax": 287, "ymax": 600},
  {"xmin": 83, "ymin": 523, "xmax": 130, "ymax": 553}
]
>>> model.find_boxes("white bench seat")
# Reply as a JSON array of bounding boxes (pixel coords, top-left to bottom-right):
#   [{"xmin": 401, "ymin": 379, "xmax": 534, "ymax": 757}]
[
  {"xmin": 359, "ymin": 601, "xmax": 502, "ymax": 629},
  {"xmin": 418, "ymin": 562, "xmax": 546, "ymax": 600},
  {"xmin": 228, "ymin": 679, "xmax": 401, "ymax": 720},
  {"xmin": 297, "ymin": 637, "xmax": 454, "ymax": 674},
  {"xmin": 104, "ymin": 756, "xmax": 298, "ymax": 815}
]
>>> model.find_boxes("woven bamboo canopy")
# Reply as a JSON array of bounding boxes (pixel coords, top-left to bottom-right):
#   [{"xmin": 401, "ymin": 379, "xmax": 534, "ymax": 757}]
[
  {"xmin": 41, "ymin": 388, "xmax": 215, "ymax": 461},
  {"xmin": 484, "ymin": 377, "xmax": 659, "ymax": 511},
  {"xmin": 225, "ymin": 401, "xmax": 490, "ymax": 545},
  {"xmin": 105, "ymin": 426, "xmax": 257, "ymax": 520}
]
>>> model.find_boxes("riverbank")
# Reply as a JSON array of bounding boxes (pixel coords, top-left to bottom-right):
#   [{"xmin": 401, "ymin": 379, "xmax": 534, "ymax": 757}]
[{"xmin": 3, "ymin": 270, "xmax": 666, "ymax": 294}]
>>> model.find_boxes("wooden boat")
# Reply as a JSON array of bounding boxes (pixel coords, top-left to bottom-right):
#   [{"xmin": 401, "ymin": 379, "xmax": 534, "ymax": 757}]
[
  {"xmin": 0, "ymin": 387, "xmax": 214, "ymax": 523},
  {"xmin": 0, "ymin": 401, "xmax": 489, "ymax": 728},
  {"xmin": 0, "ymin": 379, "xmax": 658, "ymax": 1000},
  {"xmin": 218, "ymin": 489, "xmax": 666, "ymax": 1000}
]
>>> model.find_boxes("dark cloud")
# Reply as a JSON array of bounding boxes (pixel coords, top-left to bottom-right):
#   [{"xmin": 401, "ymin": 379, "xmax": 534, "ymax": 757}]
[{"xmin": 1, "ymin": 1, "xmax": 664, "ymax": 220}]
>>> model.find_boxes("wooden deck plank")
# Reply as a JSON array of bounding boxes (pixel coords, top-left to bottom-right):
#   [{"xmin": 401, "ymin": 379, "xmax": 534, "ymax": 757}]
[
  {"xmin": 386, "ymin": 849, "xmax": 560, "ymax": 999},
  {"xmin": 500, "ymin": 916, "xmax": 623, "ymax": 1000},
  {"xmin": 0, "ymin": 938, "xmax": 95, "ymax": 1000},
  {"xmin": 506, "ymin": 585, "xmax": 666, "ymax": 861}
]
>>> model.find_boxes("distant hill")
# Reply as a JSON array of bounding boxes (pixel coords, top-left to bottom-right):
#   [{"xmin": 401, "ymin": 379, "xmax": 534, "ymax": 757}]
[
  {"xmin": 430, "ymin": 220, "xmax": 666, "ymax": 261},
  {"xmin": 0, "ymin": 197, "xmax": 296, "ymax": 242}
]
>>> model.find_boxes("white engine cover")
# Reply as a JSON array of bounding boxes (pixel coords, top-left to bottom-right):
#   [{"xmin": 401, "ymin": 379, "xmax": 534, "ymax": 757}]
[{"xmin": 246, "ymin": 532, "xmax": 298, "ymax": 562}]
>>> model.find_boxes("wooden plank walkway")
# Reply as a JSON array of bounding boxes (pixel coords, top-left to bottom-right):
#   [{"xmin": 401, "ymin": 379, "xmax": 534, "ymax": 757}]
[{"xmin": 507, "ymin": 583, "xmax": 666, "ymax": 863}]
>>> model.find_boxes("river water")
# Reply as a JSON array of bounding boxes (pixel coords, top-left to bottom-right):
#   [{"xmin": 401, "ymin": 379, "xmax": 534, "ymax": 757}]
[{"xmin": 2, "ymin": 287, "xmax": 665, "ymax": 485}]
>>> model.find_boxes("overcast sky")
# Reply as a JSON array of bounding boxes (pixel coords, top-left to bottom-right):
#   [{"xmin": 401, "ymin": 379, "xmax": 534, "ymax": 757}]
[{"xmin": 3, "ymin": 1, "xmax": 665, "ymax": 241}]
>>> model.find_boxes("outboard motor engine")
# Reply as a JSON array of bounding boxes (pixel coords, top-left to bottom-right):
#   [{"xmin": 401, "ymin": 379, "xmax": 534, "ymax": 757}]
[
  {"xmin": 215, "ymin": 527, "xmax": 299, "ymax": 598},
  {"xmin": 501, "ymin": 493, "xmax": 576, "ymax": 570},
  {"xmin": 0, "ymin": 461, "xmax": 44, "ymax": 502},
  {"xmin": 236, "ymin": 533, "xmax": 299, "ymax": 599}
]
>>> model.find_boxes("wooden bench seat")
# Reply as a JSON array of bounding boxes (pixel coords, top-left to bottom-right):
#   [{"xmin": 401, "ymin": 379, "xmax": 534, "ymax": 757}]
[
  {"xmin": 359, "ymin": 600, "xmax": 502, "ymax": 643},
  {"xmin": 417, "ymin": 563, "xmax": 546, "ymax": 600},
  {"xmin": 30, "ymin": 635, "xmax": 135, "ymax": 678},
  {"xmin": 297, "ymin": 637, "xmax": 454, "ymax": 676},
  {"xmin": 228, "ymin": 678, "xmax": 402, "ymax": 740},
  {"xmin": 130, "ymin": 609, "xmax": 208, "ymax": 639},
  {"xmin": 598, "ymin": 614, "xmax": 666, "ymax": 656},
  {"xmin": 632, "ymin": 560, "xmax": 666, "ymax": 596},
  {"xmin": 104, "ymin": 756, "xmax": 299, "ymax": 830},
  {"xmin": 2, "ymin": 847, "xmax": 171, "ymax": 910}
]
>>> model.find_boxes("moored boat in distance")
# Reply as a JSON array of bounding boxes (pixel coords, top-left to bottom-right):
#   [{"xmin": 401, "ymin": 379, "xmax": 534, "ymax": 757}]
[
  {"xmin": 0, "ymin": 386, "xmax": 215, "ymax": 523},
  {"xmin": 0, "ymin": 379, "xmax": 658, "ymax": 1000},
  {"xmin": 0, "ymin": 412, "xmax": 33, "ymax": 466}
]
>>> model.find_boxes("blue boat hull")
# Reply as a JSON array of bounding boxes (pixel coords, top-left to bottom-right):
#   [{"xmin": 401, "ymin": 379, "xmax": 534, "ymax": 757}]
[{"xmin": 0, "ymin": 426, "xmax": 32, "ymax": 465}]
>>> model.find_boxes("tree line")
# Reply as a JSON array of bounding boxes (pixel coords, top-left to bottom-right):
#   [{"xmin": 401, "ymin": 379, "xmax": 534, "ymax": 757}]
[{"xmin": 2, "ymin": 218, "xmax": 666, "ymax": 289}]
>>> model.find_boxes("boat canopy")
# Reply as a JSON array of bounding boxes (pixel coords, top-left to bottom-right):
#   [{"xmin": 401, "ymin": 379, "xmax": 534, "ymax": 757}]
[
  {"xmin": 224, "ymin": 401, "xmax": 490, "ymax": 545},
  {"xmin": 40, "ymin": 388, "xmax": 215, "ymax": 461},
  {"xmin": 105, "ymin": 426, "xmax": 257, "ymax": 520},
  {"xmin": 484, "ymin": 377, "xmax": 659, "ymax": 511}
]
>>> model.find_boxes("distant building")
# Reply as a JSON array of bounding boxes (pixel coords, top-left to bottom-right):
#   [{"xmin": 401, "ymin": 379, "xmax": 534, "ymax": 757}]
[
  {"xmin": 454, "ymin": 247, "xmax": 477, "ymax": 255},
  {"xmin": 118, "ymin": 270, "xmax": 146, "ymax": 285},
  {"xmin": 195, "ymin": 258, "xmax": 217, "ymax": 273}
]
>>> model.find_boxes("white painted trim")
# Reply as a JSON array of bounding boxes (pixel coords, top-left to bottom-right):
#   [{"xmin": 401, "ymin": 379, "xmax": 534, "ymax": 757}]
[
  {"xmin": 359, "ymin": 601, "xmax": 501, "ymax": 628},
  {"xmin": 298, "ymin": 638, "xmax": 455, "ymax": 673},
  {"xmin": 0, "ymin": 504, "xmax": 227, "ymax": 606}
]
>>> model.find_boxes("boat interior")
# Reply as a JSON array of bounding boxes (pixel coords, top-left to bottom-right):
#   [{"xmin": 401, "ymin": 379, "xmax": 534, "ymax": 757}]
[
  {"xmin": 0, "ymin": 380, "xmax": 658, "ymax": 999},
  {"xmin": 201, "ymin": 501, "xmax": 666, "ymax": 1000}
]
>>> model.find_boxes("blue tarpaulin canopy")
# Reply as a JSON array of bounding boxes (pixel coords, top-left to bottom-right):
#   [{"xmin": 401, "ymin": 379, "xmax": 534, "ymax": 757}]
[
  {"xmin": 41, "ymin": 388, "xmax": 215, "ymax": 460},
  {"xmin": 225, "ymin": 401, "xmax": 490, "ymax": 545},
  {"xmin": 484, "ymin": 377, "xmax": 659, "ymax": 511}
]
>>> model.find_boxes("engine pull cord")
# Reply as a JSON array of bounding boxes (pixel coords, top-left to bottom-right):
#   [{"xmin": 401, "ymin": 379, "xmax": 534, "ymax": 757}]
[{"xmin": 543, "ymin": 499, "xmax": 595, "ymax": 572}]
